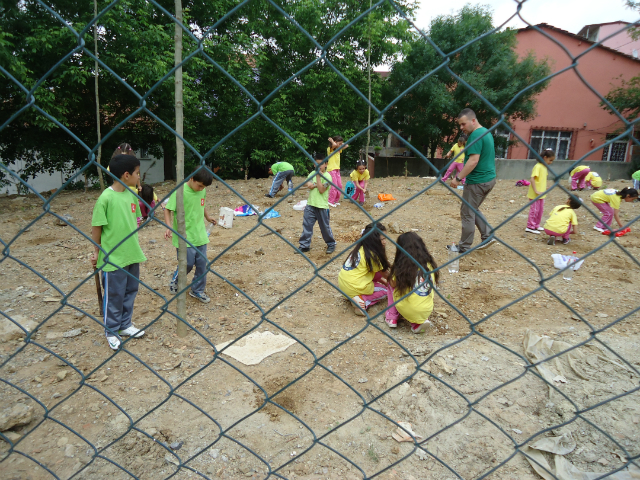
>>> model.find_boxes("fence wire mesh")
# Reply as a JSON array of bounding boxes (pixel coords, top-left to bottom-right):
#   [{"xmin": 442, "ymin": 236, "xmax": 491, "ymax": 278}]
[{"xmin": 1, "ymin": 0, "xmax": 640, "ymax": 479}]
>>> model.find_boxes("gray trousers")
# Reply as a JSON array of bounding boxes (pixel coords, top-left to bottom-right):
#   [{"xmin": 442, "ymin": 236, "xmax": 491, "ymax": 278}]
[
  {"xmin": 459, "ymin": 178, "xmax": 496, "ymax": 251},
  {"xmin": 269, "ymin": 170, "xmax": 294, "ymax": 196},
  {"xmin": 299, "ymin": 206, "xmax": 336, "ymax": 248},
  {"xmin": 170, "ymin": 244, "xmax": 207, "ymax": 294},
  {"xmin": 102, "ymin": 263, "xmax": 140, "ymax": 337}
]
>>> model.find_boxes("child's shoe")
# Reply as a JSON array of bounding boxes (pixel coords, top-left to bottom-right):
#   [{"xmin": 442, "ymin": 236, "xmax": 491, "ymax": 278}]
[
  {"xmin": 326, "ymin": 245, "xmax": 335, "ymax": 254},
  {"xmin": 562, "ymin": 238, "xmax": 571, "ymax": 245},
  {"xmin": 352, "ymin": 296, "xmax": 366, "ymax": 316},
  {"xmin": 169, "ymin": 282, "xmax": 177, "ymax": 294},
  {"xmin": 119, "ymin": 325, "xmax": 145, "ymax": 338},
  {"xmin": 547, "ymin": 236, "xmax": 555, "ymax": 245},
  {"xmin": 385, "ymin": 316, "xmax": 397, "ymax": 328},
  {"xmin": 107, "ymin": 336, "xmax": 121, "ymax": 350},
  {"xmin": 525, "ymin": 228, "xmax": 540, "ymax": 234},
  {"xmin": 189, "ymin": 291, "xmax": 211, "ymax": 303},
  {"xmin": 593, "ymin": 226, "xmax": 605, "ymax": 233},
  {"xmin": 410, "ymin": 320, "xmax": 433, "ymax": 334},
  {"xmin": 537, "ymin": 227, "xmax": 545, "ymax": 231},
  {"xmin": 328, "ymin": 202, "xmax": 338, "ymax": 208}
]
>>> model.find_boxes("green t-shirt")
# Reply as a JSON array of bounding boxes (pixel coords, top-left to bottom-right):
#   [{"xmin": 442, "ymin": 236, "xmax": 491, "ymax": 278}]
[
  {"xmin": 91, "ymin": 187, "xmax": 147, "ymax": 272},
  {"xmin": 464, "ymin": 127, "xmax": 496, "ymax": 185},
  {"xmin": 166, "ymin": 184, "xmax": 209, "ymax": 249},
  {"xmin": 271, "ymin": 162, "xmax": 294, "ymax": 175},
  {"xmin": 305, "ymin": 170, "xmax": 331, "ymax": 209},
  {"xmin": 632, "ymin": 170, "xmax": 640, "ymax": 181}
]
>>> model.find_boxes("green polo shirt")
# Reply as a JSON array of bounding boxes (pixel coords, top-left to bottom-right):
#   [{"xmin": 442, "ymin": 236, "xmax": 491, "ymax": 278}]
[
  {"xmin": 305, "ymin": 170, "xmax": 331, "ymax": 209},
  {"xmin": 464, "ymin": 127, "xmax": 496, "ymax": 185},
  {"xmin": 166, "ymin": 184, "xmax": 209, "ymax": 248}
]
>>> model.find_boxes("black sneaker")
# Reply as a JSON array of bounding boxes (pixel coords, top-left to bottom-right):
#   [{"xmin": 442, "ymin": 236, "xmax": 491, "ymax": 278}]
[
  {"xmin": 476, "ymin": 239, "xmax": 498, "ymax": 250},
  {"xmin": 562, "ymin": 238, "xmax": 571, "ymax": 245},
  {"xmin": 326, "ymin": 245, "xmax": 335, "ymax": 254},
  {"xmin": 295, "ymin": 247, "xmax": 310, "ymax": 254},
  {"xmin": 264, "ymin": 194, "xmax": 274, "ymax": 198},
  {"xmin": 547, "ymin": 237, "xmax": 555, "ymax": 245}
]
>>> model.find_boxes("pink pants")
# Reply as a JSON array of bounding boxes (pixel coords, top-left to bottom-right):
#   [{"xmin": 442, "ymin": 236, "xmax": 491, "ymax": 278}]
[
  {"xmin": 571, "ymin": 168, "xmax": 590, "ymax": 190},
  {"xmin": 527, "ymin": 198, "xmax": 544, "ymax": 229},
  {"xmin": 544, "ymin": 222, "xmax": 572, "ymax": 240},
  {"xmin": 384, "ymin": 285, "xmax": 428, "ymax": 325},
  {"xmin": 593, "ymin": 202, "xmax": 613, "ymax": 229},
  {"xmin": 328, "ymin": 169, "xmax": 343, "ymax": 205},
  {"xmin": 442, "ymin": 162, "xmax": 465, "ymax": 183},
  {"xmin": 353, "ymin": 180, "xmax": 366, "ymax": 202},
  {"xmin": 360, "ymin": 272, "xmax": 387, "ymax": 307}
]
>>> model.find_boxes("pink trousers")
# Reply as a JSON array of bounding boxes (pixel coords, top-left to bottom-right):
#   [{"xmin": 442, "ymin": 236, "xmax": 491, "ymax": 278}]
[
  {"xmin": 360, "ymin": 272, "xmax": 387, "ymax": 307},
  {"xmin": 571, "ymin": 168, "xmax": 590, "ymax": 190},
  {"xmin": 593, "ymin": 202, "xmax": 613, "ymax": 229},
  {"xmin": 544, "ymin": 222, "xmax": 572, "ymax": 240},
  {"xmin": 328, "ymin": 169, "xmax": 343, "ymax": 205},
  {"xmin": 352, "ymin": 180, "xmax": 366, "ymax": 202},
  {"xmin": 442, "ymin": 162, "xmax": 465, "ymax": 183},
  {"xmin": 527, "ymin": 198, "xmax": 545, "ymax": 230}
]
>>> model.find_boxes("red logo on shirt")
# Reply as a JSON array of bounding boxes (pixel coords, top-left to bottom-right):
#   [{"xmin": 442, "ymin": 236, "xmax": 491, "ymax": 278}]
[
  {"xmin": 131, "ymin": 203, "xmax": 136, "ymax": 213},
  {"xmin": 201, "ymin": 198, "xmax": 205, "ymax": 206}
]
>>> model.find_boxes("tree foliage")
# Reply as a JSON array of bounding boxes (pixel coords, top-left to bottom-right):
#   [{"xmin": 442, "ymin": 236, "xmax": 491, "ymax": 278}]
[{"xmin": 383, "ymin": 5, "xmax": 551, "ymax": 159}]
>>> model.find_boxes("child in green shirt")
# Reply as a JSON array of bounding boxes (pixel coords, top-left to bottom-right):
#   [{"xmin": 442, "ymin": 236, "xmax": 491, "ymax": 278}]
[
  {"xmin": 91, "ymin": 154, "xmax": 147, "ymax": 350},
  {"xmin": 633, "ymin": 169, "xmax": 640, "ymax": 191},
  {"xmin": 164, "ymin": 168, "xmax": 217, "ymax": 303},
  {"xmin": 297, "ymin": 153, "xmax": 336, "ymax": 254},
  {"xmin": 265, "ymin": 161, "xmax": 295, "ymax": 198}
]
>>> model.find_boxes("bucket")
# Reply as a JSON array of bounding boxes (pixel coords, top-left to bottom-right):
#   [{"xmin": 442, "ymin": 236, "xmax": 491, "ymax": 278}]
[{"xmin": 219, "ymin": 207, "xmax": 234, "ymax": 229}]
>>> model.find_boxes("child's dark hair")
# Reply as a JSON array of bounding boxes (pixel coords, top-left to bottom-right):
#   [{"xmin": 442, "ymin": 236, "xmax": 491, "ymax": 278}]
[
  {"xmin": 112, "ymin": 143, "xmax": 133, "ymax": 159},
  {"xmin": 332, "ymin": 135, "xmax": 344, "ymax": 143},
  {"xmin": 542, "ymin": 149, "xmax": 555, "ymax": 160},
  {"xmin": 140, "ymin": 184, "xmax": 154, "ymax": 205},
  {"xmin": 356, "ymin": 159, "xmax": 367, "ymax": 168},
  {"xmin": 314, "ymin": 151, "xmax": 324, "ymax": 161},
  {"xmin": 345, "ymin": 223, "xmax": 390, "ymax": 273},
  {"xmin": 617, "ymin": 187, "xmax": 639, "ymax": 199},
  {"xmin": 458, "ymin": 135, "xmax": 468, "ymax": 142},
  {"xmin": 192, "ymin": 168, "xmax": 214, "ymax": 186},
  {"xmin": 109, "ymin": 154, "xmax": 140, "ymax": 180},
  {"xmin": 390, "ymin": 232, "xmax": 439, "ymax": 296},
  {"xmin": 558, "ymin": 195, "xmax": 582, "ymax": 211}
]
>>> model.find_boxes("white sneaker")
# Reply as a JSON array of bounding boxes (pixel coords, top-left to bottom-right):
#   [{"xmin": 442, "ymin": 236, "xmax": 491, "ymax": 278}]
[
  {"xmin": 352, "ymin": 296, "xmax": 366, "ymax": 316},
  {"xmin": 328, "ymin": 202, "xmax": 338, "ymax": 208},
  {"xmin": 107, "ymin": 336, "xmax": 121, "ymax": 350},
  {"xmin": 119, "ymin": 325, "xmax": 145, "ymax": 338},
  {"xmin": 537, "ymin": 227, "xmax": 545, "ymax": 231},
  {"xmin": 525, "ymin": 228, "xmax": 540, "ymax": 234},
  {"xmin": 593, "ymin": 226, "xmax": 605, "ymax": 233}
]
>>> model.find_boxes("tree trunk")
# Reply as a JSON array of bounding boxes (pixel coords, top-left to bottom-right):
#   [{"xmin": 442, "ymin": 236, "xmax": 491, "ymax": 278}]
[
  {"xmin": 94, "ymin": 0, "xmax": 105, "ymax": 191},
  {"xmin": 175, "ymin": 0, "xmax": 188, "ymax": 338}
]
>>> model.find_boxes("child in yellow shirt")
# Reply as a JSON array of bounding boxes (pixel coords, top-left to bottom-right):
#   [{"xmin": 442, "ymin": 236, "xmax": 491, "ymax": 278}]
[
  {"xmin": 570, "ymin": 165, "xmax": 590, "ymax": 191},
  {"xmin": 526, "ymin": 149, "xmax": 554, "ymax": 234},
  {"xmin": 585, "ymin": 171, "xmax": 602, "ymax": 190},
  {"xmin": 441, "ymin": 135, "xmax": 467, "ymax": 183},
  {"xmin": 327, "ymin": 135, "xmax": 348, "ymax": 207},
  {"xmin": 349, "ymin": 159, "xmax": 370, "ymax": 205},
  {"xmin": 591, "ymin": 187, "xmax": 638, "ymax": 232},
  {"xmin": 543, "ymin": 197, "xmax": 581, "ymax": 245}
]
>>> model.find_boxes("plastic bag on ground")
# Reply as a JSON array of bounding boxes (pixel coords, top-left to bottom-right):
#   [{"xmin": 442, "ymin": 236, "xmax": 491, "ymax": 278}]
[
  {"xmin": 551, "ymin": 253, "xmax": 584, "ymax": 271},
  {"xmin": 293, "ymin": 200, "xmax": 307, "ymax": 211}
]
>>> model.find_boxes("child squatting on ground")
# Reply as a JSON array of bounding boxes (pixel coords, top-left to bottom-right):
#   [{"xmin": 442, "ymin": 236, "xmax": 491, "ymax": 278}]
[
  {"xmin": 91, "ymin": 154, "xmax": 147, "ymax": 350},
  {"xmin": 386, "ymin": 232, "xmax": 439, "ymax": 334},
  {"xmin": 297, "ymin": 153, "xmax": 336, "ymax": 254},
  {"xmin": 525, "ymin": 149, "xmax": 555, "ymax": 234},
  {"xmin": 164, "ymin": 168, "xmax": 217, "ymax": 303},
  {"xmin": 585, "ymin": 170, "xmax": 602, "ymax": 190},
  {"xmin": 338, "ymin": 223, "xmax": 390, "ymax": 316},
  {"xmin": 349, "ymin": 159, "xmax": 370, "ymax": 205},
  {"xmin": 570, "ymin": 165, "xmax": 591, "ymax": 191},
  {"xmin": 327, "ymin": 135, "xmax": 348, "ymax": 207},
  {"xmin": 441, "ymin": 135, "xmax": 468, "ymax": 183},
  {"xmin": 591, "ymin": 187, "xmax": 639, "ymax": 233},
  {"xmin": 265, "ymin": 161, "xmax": 294, "ymax": 198},
  {"xmin": 543, "ymin": 196, "xmax": 582, "ymax": 246}
]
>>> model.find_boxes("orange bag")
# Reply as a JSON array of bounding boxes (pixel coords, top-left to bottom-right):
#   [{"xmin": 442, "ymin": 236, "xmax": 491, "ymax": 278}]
[{"xmin": 377, "ymin": 193, "xmax": 396, "ymax": 202}]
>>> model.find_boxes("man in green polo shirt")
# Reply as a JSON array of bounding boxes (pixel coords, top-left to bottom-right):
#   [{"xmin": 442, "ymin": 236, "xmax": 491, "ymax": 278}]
[
  {"xmin": 449, "ymin": 108, "xmax": 498, "ymax": 253},
  {"xmin": 265, "ymin": 161, "xmax": 295, "ymax": 198}
]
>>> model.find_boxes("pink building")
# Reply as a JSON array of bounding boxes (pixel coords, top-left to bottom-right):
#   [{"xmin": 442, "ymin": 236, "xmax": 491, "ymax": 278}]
[
  {"xmin": 506, "ymin": 24, "xmax": 640, "ymax": 162},
  {"xmin": 577, "ymin": 21, "xmax": 640, "ymax": 58}
]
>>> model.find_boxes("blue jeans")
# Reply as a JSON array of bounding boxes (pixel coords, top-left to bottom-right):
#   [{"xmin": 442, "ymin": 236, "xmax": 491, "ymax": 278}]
[{"xmin": 170, "ymin": 245, "xmax": 208, "ymax": 294}]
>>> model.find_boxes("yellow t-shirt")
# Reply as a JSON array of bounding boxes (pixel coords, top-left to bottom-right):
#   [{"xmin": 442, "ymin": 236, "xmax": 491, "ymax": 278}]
[
  {"xmin": 393, "ymin": 269, "xmax": 436, "ymax": 324},
  {"xmin": 544, "ymin": 205, "xmax": 578, "ymax": 233},
  {"xmin": 570, "ymin": 165, "xmax": 589, "ymax": 177},
  {"xmin": 327, "ymin": 147, "xmax": 341, "ymax": 172},
  {"xmin": 591, "ymin": 189, "xmax": 621, "ymax": 210},
  {"xmin": 338, "ymin": 246, "xmax": 383, "ymax": 298},
  {"xmin": 350, "ymin": 169, "xmax": 370, "ymax": 182},
  {"xmin": 449, "ymin": 144, "xmax": 464, "ymax": 163},
  {"xmin": 585, "ymin": 171, "xmax": 602, "ymax": 188},
  {"xmin": 527, "ymin": 163, "xmax": 548, "ymax": 200}
]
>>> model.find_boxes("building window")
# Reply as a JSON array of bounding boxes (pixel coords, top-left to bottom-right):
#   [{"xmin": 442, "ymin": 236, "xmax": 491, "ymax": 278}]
[
  {"xmin": 602, "ymin": 134, "xmax": 628, "ymax": 162},
  {"xmin": 494, "ymin": 128, "xmax": 510, "ymax": 159},
  {"xmin": 528, "ymin": 130, "xmax": 572, "ymax": 160}
]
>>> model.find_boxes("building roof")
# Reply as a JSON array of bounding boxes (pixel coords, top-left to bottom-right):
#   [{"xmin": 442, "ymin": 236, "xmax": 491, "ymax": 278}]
[{"xmin": 519, "ymin": 23, "xmax": 640, "ymax": 64}]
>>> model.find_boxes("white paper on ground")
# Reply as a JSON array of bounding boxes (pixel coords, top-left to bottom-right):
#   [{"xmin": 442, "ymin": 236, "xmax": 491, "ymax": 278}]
[{"xmin": 215, "ymin": 331, "xmax": 297, "ymax": 366}]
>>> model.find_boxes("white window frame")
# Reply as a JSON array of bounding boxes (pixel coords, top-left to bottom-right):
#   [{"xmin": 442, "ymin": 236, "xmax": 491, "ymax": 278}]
[
  {"xmin": 602, "ymin": 134, "xmax": 629, "ymax": 162},
  {"xmin": 528, "ymin": 130, "xmax": 572, "ymax": 160}
]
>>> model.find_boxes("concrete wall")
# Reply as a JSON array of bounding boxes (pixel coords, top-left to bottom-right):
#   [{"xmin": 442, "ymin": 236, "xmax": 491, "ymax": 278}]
[{"xmin": 368, "ymin": 157, "xmax": 634, "ymax": 180}]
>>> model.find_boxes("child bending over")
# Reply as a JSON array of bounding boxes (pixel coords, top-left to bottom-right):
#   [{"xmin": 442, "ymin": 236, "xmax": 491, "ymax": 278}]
[{"xmin": 591, "ymin": 187, "xmax": 638, "ymax": 233}]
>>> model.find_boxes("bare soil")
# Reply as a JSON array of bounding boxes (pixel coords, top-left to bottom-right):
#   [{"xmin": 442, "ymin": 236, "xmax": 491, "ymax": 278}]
[{"xmin": 1, "ymin": 175, "xmax": 639, "ymax": 480}]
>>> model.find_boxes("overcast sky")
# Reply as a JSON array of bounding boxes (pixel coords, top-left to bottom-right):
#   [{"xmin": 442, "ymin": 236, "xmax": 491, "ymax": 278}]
[{"xmin": 414, "ymin": 0, "xmax": 639, "ymax": 35}]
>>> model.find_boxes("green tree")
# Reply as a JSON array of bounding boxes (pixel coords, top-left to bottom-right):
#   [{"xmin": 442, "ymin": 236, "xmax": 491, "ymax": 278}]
[{"xmin": 384, "ymin": 4, "xmax": 551, "ymax": 161}]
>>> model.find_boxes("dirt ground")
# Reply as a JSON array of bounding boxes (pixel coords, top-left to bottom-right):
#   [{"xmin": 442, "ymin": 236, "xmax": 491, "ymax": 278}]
[{"xmin": 1, "ymin": 174, "xmax": 639, "ymax": 480}]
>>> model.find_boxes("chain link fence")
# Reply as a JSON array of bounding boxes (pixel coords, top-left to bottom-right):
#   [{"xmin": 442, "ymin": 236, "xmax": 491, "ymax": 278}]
[{"xmin": 1, "ymin": 0, "xmax": 640, "ymax": 479}]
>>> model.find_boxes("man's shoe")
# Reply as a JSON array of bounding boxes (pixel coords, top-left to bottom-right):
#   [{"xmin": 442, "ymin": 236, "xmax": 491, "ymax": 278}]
[
  {"xmin": 525, "ymin": 228, "xmax": 540, "ymax": 234},
  {"xmin": 107, "ymin": 336, "xmax": 121, "ymax": 350},
  {"xmin": 295, "ymin": 247, "xmax": 311, "ymax": 254},
  {"xmin": 119, "ymin": 325, "xmax": 145, "ymax": 338},
  {"xmin": 189, "ymin": 291, "xmax": 211, "ymax": 303},
  {"xmin": 326, "ymin": 245, "xmax": 335, "ymax": 254},
  {"xmin": 476, "ymin": 239, "xmax": 498, "ymax": 250}
]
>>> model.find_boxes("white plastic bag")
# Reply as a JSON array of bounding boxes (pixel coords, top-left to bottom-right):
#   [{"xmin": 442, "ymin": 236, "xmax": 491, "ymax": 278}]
[
  {"xmin": 292, "ymin": 200, "xmax": 307, "ymax": 211},
  {"xmin": 551, "ymin": 254, "xmax": 584, "ymax": 271}
]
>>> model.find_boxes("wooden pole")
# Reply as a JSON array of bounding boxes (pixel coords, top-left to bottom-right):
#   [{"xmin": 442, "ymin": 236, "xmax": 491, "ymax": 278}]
[
  {"xmin": 94, "ymin": 0, "xmax": 105, "ymax": 191},
  {"xmin": 175, "ymin": 0, "xmax": 188, "ymax": 337}
]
